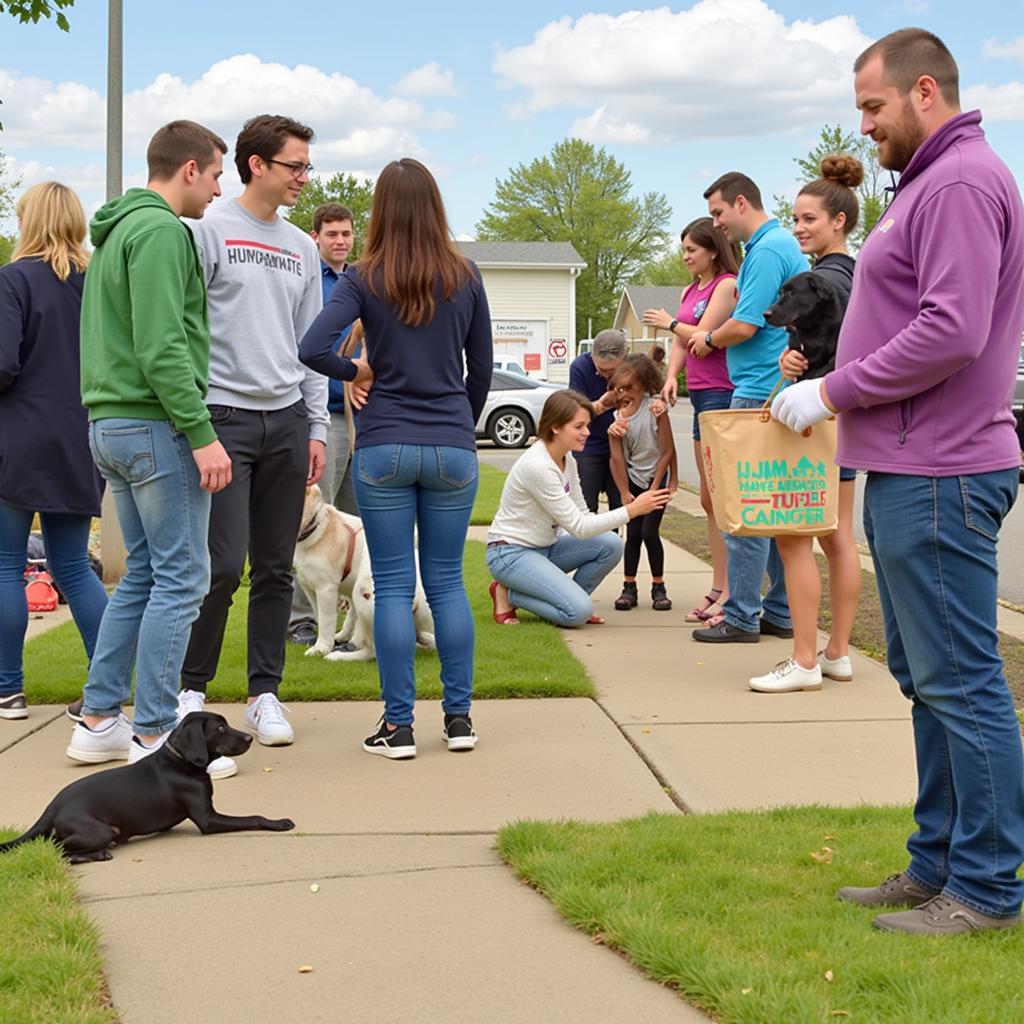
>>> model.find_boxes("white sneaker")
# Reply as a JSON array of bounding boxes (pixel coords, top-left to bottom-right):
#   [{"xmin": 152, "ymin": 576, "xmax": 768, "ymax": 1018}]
[
  {"xmin": 818, "ymin": 650, "xmax": 854, "ymax": 681},
  {"xmin": 66, "ymin": 714, "xmax": 133, "ymax": 763},
  {"xmin": 245, "ymin": 693, "xmax": 294, "ymax": 746},
  {"xmin": 749, "ymin": 658, "xmax": 823, "ymax": 693},
  {"xmin": 176, "ymin": 689, "xmax": 238, "ymax": 779},
  {"xmin": 127, "ymin": 732, "xmax": 170, "ymax": 764}
]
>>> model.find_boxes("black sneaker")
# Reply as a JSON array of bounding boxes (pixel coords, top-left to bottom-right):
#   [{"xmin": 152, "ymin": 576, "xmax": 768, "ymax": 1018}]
[
  {"xmin": 0, "ymin": 692, "xmax": 28, "ymax": 720},
  {"xmin": 443, "ymin": 714, "xmax": 478, "ymax": 752},
  {"xmin": 759, "ymin": 618, "xmax": 795, "ymax": 639},
  {"xmin": 363, "ymin": 718, "xmax": 416, "ymax": 760},
  {"xmin": 65, "ymin": 696, "xmax": 85, "ymax": 723},
  {"xmin": 288, "ymin": 623, "xmax": 317, "ymax": 646}
]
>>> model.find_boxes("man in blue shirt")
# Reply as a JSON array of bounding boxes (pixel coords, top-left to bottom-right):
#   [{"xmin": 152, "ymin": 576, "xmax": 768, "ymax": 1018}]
[
  {"xmin": 288, "ymin": 201, "xmax": 359, "ymax": 645},
  {"xmin": 689, "ymin": 172, "xmax": 808, "ymax": 644},
  {"xmin": 568, "ymin": 329, "xmax": 629, "ymax": 512}
]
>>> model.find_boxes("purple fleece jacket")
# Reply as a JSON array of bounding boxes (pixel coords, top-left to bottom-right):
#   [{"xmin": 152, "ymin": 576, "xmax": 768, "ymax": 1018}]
[{"xmin": 826, "ymin": 110, "xmax": 1024, "ymax": 476}]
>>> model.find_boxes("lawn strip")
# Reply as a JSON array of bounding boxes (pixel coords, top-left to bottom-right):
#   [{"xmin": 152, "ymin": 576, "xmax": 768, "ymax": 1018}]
[
  {"xmin": 0, "ymin": 834, "xmax": 118, "ymax": 1024},
  {"xmin": 23, "ymin": 540, "xmax": 592, "ymax": 704},
  {"xmin": 499, "ymin": 807, "xmax": 1024, "ymax": 1024}
]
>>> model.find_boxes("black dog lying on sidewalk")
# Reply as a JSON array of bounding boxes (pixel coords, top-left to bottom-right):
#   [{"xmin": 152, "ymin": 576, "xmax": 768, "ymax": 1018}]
[
  {"xmin": 763, "ymin": 271, "xmax": 845, "ymax": 379},
  {"xmin": 0, "ymin": 712, "xmax": 294, "ymax": 863}
]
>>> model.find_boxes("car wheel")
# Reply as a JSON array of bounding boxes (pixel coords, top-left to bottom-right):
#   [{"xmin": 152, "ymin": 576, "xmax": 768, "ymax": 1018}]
[{"xmin": 488, "ymin": 407, "xmax": 532, "ymax": 448}]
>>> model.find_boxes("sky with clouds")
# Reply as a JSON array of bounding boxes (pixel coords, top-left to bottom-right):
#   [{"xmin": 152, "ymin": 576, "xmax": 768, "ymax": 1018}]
[{"xmin": 1, "ymin": 0, "xmax": 1022, "ymax": 241}]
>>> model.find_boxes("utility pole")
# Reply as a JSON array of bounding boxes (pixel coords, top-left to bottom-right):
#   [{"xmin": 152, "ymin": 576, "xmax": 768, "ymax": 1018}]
[{"xmin": 100, "ymin": 0, "xmax": 127, "ymax": 581}]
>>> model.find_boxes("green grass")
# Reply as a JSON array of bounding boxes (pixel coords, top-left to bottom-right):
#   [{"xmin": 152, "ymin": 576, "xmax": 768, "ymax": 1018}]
[
  {"xmin": 661, "ymin": 504, "xmax": 1024, "ymax": 706},
  {"xmin": 499, "ymin": 807, "xmax": 1024, "ymax": 1024},
  {"xmin": 0, "ymin": 835, "xmax": 117, "ymax": 1024},
  {"xmin": 22, "ymin": 540, "xmax": 593, "ymax": 704},
  {"xmin": 471, "ymin": 462, "xmax": 506, "ymax": 525}
]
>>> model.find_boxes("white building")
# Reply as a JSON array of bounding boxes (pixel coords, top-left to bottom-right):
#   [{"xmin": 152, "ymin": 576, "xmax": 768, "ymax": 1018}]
[{"xmin": 457, "ymin": 241, "xmax": 586, "ymax": 383}]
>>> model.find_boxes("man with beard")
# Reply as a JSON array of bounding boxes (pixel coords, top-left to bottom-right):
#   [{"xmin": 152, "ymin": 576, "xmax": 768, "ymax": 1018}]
[{"xmin": 772, "ymin": 28, "xmax": 1024, "ymax": 935}]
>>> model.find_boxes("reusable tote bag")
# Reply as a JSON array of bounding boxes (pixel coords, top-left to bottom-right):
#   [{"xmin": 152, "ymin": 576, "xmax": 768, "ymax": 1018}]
[{"xmin": 698, "ymin": 400, "xmax": 839, "ymax": 537}]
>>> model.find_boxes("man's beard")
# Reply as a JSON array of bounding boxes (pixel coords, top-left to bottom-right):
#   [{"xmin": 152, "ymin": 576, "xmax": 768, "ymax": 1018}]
[{"xmin": 876, "ymin": 99, "xmax": 928, "ymax": 172}]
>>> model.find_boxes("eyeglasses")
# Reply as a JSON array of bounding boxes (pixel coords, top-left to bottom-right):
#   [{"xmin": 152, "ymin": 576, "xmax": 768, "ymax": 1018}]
[{"xmin": 265, "ymin": 159, "xmax": 314, "ymax": 178}]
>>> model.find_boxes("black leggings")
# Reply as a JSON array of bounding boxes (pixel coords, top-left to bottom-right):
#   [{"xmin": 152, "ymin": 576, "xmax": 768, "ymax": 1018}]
[{"xmin": 624, "ymin": 476, "xmax": 665, "ymax": 579}]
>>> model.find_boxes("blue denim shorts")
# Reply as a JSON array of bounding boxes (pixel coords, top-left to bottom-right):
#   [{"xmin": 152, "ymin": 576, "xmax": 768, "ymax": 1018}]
[
  {"xmin": 839, "ymin": 466, "xmax": 856, "ymax": 482},
  {"xmin": 690, "ymin": 388, "xmax": 735, "ymax": 440}
]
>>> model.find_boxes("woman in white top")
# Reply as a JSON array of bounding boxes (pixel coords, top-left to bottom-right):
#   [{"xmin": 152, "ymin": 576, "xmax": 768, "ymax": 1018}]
[{"xmin": 487, "ymin": 390, "xmax": 671, "ymax": 627}]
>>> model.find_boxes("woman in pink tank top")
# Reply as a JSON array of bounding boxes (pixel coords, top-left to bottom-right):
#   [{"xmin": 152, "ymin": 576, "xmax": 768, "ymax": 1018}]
[{"xmin": 643, "ymin": 217, "xmax": 739, "ymax": 622}]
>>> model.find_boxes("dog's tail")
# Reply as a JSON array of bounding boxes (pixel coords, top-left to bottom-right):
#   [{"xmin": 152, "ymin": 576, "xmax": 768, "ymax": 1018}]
[{"xmin": 0, "ymin": 814, "xmax": 54, "ymax": 854}]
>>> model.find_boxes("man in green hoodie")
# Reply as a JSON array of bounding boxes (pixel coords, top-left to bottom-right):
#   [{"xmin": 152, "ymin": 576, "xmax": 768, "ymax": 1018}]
[{"xmin": 67, "ymin": 120, "xmax": 235, "ymax": 774}]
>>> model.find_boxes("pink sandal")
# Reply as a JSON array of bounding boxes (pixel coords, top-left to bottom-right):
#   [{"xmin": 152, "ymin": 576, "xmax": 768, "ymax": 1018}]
[{"xmin": 686, "ymin": 588, "xmax": 723, "ymax": 623}]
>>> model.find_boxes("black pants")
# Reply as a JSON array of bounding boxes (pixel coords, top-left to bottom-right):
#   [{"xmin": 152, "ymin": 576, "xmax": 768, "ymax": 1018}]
[
  {"xmin": 624, "ymin": 476, "xmax": 665, "ymax": 579},
  {"xmin": 182, "ymin": 403, "xmax": 309, "ymax": 696},
  {"xmin": 574, "ymin": 454, "xmax": 623, "ymax": 514}
]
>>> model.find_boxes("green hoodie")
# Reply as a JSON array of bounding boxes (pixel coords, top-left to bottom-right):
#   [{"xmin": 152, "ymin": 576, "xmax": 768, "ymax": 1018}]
[{"xmin": 80, "ymin": 188, "xmax": 216, "ymax": 448}]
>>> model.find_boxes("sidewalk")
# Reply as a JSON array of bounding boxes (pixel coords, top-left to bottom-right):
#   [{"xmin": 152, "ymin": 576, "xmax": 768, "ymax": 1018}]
[{"xmin": 1, "ymin": 528, "xmax": 935, "ymax": 1023}]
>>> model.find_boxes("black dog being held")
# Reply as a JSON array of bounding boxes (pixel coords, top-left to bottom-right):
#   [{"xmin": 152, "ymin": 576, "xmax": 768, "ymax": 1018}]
[
  {"xmin": 0, "ymin": 712, "xmax": 294, "ymax": 863},
  {"xmin": 764, "ymin": 271, "xmax": 845, "ymax": 379}
]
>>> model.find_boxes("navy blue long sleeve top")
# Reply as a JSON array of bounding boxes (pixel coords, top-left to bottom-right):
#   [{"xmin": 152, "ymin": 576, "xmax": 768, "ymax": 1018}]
[
  {"xmin": 299, "ymin": 261, "xmax": 493, "ymax": 452},
  {"xmin": 0, "ymin": 259, "xmax": 103, "ymax": 516}
]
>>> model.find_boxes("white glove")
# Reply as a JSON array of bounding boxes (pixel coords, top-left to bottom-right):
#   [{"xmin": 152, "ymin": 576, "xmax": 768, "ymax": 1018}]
[{"xmin": 770, "ymin": 378, "xmax": 831, "ymax": 433}]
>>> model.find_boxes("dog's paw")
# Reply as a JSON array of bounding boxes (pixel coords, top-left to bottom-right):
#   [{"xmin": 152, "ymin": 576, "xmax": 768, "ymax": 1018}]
[
  {"xmin": 326, "ymin": 646, "xmax": 373, "ymax": 662},
  {"xmin": 415, "ymin": 633, "xmax": 436, "ymax": 650},
  {"xmin": 264, "ymin": 818, "xmax": 295, "ymax": 831},
  {"xmin": 304, "ymin": 643, "xmax": 332, "ymax": 658}
]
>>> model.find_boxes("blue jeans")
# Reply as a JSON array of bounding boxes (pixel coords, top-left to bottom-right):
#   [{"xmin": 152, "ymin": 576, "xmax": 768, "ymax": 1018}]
[
  {"xmin": 0, "ymin": 500, "xmax": 109, "ymax": 695},
  {"xmin": 486, "ymin": 533, "xmax": 623, "ymax": 627},
  {"xmin": 721, "ymin": 396, "xmax": 790, "ymax": 633},
  {"xmin": 865, "ymin": 470, "xmax": 1024, "ymax": 918},
  {"xmin": 354, "ymin": 444, "xmax": 478, "ymax": 727},
  {"xmin": 84, "ymin": 420, "xmax": 211, "ymax": 736}
]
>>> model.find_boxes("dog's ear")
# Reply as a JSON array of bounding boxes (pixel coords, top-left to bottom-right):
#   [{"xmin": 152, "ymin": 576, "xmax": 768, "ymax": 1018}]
[
  {"xmin": 172, "ymin": 712, "xmax": 212, "ymax": 769},
  {"xmin": 808, "ymin": 274, "xmax": 839, "ymax": 303}
]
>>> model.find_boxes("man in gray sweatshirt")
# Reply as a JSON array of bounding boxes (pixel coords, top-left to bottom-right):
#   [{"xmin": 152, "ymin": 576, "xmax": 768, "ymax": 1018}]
[{"xmin": 180, "ymin": 114, "xmax": 329, "ymax": 748}]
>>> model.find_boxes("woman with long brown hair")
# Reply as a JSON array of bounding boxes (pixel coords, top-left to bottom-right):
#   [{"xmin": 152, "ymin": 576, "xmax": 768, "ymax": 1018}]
[
  {"xmin": 300, "ymin": 158, "xmax": 491, "ymax": 760},
  {"xmin": 643, "ymin": 216, "xmax": 740, "ymax": 621},
  {"xmin": 0, "ymin": 182, "xmax": 108, "ymax": 720}
]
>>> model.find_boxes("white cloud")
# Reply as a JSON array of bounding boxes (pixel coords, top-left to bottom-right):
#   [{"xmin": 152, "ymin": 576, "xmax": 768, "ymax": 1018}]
[
  {"xmin": 492, "ymin": 0, "xmax": 872, "ymax": 143},
  {"xmin": 963, "ymin": 81, "xmax": 1024, "ymax": 122},
  {"xmin": 983, "ymin": 36, "xmax": 1024, "ymax": 63},
  {"xmin": 0, "ymin": 54, "xmax": 439, "ymax": 167},
  {"xmin": 393, "ymin": 61, "xmax": 458, "ymax": 98}
]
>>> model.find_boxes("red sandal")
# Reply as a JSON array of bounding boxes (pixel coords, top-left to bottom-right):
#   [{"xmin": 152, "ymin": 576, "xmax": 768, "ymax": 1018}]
[{"xmin": 489, "ymin": 580, "xmax": 519, "ymax": 625}]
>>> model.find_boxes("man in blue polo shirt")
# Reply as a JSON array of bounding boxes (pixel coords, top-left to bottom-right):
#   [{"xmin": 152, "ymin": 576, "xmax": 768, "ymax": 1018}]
[
  {"xmin": 288, "ymin": 201, "xmax": 359, "ymax": 645},
  {"xmin": 689, "ymin": 172, "xmax": 808, "ymax": 644}
]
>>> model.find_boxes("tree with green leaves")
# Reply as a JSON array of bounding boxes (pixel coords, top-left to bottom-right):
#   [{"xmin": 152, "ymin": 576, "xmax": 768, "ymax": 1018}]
[
  {"xmin": 772, "ymin": 124, "xmax": 888, "ymax": 248},
  {"xmin": 636, "ymin": 246, "xmax": 691, "ymax": 288},
  {"xmin": 286, "ymin": 172, "xmax": 374, "ymax": 258},
  {"xmin": 0, "ymin": 0, "xmax": 73, "ymax": 30},
  {"xmin": 0, "ymin": 148, "xmax": 21, "ymax": 228},
  {"xmin": 477, "ymin": 139, "xmax": 672, "ymax": 339}
]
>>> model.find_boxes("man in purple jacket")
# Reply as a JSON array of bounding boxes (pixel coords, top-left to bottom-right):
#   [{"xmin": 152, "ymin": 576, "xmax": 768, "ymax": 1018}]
[{"xmin": 773, "ymin": 28, "xmax": 1024, "ymax": 935}]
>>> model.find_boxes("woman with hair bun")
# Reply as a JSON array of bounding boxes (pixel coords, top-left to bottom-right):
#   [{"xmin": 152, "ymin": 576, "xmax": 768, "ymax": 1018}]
[{"xmin": 749, "ymin": 155, "xmax": 863, "ymax": 694}]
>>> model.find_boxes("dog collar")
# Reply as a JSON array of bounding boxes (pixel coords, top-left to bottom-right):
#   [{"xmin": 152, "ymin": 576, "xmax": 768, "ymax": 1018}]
[
  {"xmin": 297, "ymin": 510, "xmax": 321, "ymax": 543},
  {"xmin": 164, "ymin": 740, "xmax": 185, "ymax": 762}
]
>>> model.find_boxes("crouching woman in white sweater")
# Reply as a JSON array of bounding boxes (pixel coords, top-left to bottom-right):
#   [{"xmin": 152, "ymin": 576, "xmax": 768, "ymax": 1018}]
[{"xmin": 487, "ymin": 390, "xmax": 672, "ymax": 627}]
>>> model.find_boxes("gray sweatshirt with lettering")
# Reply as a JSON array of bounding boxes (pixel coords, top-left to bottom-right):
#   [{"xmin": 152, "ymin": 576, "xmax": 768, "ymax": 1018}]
[{"xmin": 185, "ymin": 200, "xmax": 328, "ymax": 442}]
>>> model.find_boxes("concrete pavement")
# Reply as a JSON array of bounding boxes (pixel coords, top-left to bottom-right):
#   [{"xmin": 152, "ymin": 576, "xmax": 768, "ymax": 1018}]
[{"xmin": 2, "ymin": 525, "xmax": 937, "ymax": 1023}]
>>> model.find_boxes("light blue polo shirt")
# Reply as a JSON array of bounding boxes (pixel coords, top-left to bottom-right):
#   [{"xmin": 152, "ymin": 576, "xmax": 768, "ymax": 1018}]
[{"xmin": 727, "ymin": 219, "xmax": 808, "ymax": 400}]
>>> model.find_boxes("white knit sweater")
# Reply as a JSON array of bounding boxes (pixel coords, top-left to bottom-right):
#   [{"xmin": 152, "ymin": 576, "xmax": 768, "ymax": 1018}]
[{"xmin": 487, "ymin": 441, "xmax": 630, "ymax": 548}]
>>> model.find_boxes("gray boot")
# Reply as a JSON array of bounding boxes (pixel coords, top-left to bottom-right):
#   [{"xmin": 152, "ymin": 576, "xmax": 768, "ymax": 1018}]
[{"xmin": 837, "ymin": 871, "xmax": 938, "ymax": 908}]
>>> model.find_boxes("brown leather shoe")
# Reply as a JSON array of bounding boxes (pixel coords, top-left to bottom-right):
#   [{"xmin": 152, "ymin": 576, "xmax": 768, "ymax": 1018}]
[
  {"xmin": 874, "ymin": 894, "xmax": 1021, "ymax": 935},
  {"xmin": 65, "ymin": 696, "xmax": 85, "ymax": 723},
  {"xmin": 837, "ymin": 871, "xmax": 938, "ymax": 908}
]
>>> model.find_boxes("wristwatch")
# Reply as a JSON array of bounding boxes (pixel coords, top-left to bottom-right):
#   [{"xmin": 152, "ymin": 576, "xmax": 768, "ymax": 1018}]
[
  {"xmin": 705, "ymin": 330, "xmax": 717, "ymax": 349},
  {"xmin": 668, "ymin": 318, "xmax": 679, "ymax": 333}
]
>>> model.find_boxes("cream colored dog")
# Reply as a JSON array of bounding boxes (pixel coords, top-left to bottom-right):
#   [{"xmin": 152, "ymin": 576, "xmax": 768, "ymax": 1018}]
[{"xmin": 293, "ymin": 485, "xmax": 435, "ymax": 661}]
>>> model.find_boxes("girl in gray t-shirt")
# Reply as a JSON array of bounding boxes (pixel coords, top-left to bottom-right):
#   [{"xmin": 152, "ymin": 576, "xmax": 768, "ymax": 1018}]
[{"xmin": 608, "ymin": 355, "xmax": 678, "ymax": 611}]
